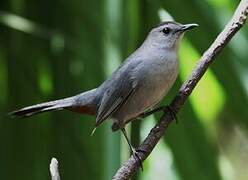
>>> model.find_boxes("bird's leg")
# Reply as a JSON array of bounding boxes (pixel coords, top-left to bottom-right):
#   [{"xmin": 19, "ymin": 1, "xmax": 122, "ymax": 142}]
[
  {"xmin": 121, "ymin": 128, "xmax": 145, "ymax": 170},
  {"xmin": 137, "ymin": 105, "xmax": 178, "ymax": 123},
  {"xmin": 127, "ymin": 106, "xmax": 166, "ymax": 123},
  {"xmin": 138, "ymin": 105, "xmax": 166, "ymax": 119}
]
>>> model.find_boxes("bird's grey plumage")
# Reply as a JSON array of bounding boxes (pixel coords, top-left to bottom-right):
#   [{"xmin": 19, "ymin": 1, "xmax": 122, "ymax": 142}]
[
  {"xmin": 95, "ymin": 39, "xmax": 179, "ymax": 130},
  {"xmin": 10, "ymin": 89, "xmax": 98, "ymax": 117},
  {"xmin": 10, "ymin": 21, "xmax": 198, "ymax": 132},
  {"xmin": 94, "ymin": 21, "xmax": 197, "ymax": 130}
]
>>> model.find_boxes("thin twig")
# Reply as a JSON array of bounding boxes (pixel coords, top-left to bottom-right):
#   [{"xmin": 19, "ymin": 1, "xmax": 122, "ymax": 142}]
[
  {"xmin": 50, "ymin": 158, "xmax": 61, "ymax": 180},
  {"xmin": 112, "ymin": 0, "xmax": 248, "ymax": 179}
]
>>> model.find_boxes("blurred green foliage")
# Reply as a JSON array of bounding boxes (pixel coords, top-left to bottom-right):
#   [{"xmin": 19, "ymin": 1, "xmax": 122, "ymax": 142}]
[{"xmin": 0, "ymin": 0, "xmax": 247, "ymax": 180}]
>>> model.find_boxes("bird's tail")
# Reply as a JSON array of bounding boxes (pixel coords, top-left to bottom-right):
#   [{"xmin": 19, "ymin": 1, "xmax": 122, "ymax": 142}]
[{"xmin": 9, "ymin": 89, "xmax": 98, "ymax": 118}]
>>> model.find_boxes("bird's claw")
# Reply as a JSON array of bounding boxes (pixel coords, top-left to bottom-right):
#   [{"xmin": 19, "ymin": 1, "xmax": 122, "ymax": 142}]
[{"xmin": 131, "ymin": 148, "xmax": 147, "ymax": 171}]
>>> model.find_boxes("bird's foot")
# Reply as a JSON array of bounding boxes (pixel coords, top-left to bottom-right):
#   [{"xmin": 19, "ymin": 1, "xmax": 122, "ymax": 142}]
[{"xmin": 131, "ymin": 147, "xmax": 147, "ymax": 171}]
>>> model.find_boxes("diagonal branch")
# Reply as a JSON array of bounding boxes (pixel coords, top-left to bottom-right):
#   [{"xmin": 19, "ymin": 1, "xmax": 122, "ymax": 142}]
[{"xmin": 113, "ymin": 0, "xmax": 248, "ymax": 179}]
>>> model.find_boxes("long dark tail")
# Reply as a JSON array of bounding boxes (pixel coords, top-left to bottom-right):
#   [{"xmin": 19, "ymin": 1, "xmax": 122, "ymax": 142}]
[{"xmin": 9, "ymin": 89, "xmax": 98, "ymax": 118}]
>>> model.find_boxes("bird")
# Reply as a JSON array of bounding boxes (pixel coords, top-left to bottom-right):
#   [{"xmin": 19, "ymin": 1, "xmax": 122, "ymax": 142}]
[{"xmin": 10, "ymin": 21, "xmax": 198, "ymax": 167}]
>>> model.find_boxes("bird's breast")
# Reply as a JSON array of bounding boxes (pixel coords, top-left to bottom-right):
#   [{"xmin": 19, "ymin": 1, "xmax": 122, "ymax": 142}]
[
  {"xmin": 143, "ymin": 54, "xmax": 178, "ymax": 87},
  {"xmin": 135, "ymin": 54, "xmax": 179, "ymax": 108},
  {"xmin": 112, "ymin": 52, "xmax": 179, "ymax": 125}
]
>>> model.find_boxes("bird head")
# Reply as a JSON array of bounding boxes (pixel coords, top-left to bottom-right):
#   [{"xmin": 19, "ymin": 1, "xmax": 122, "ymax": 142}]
[{"xmin": 146, "ymin": 21, "xmax": 198, "ymax": 51}]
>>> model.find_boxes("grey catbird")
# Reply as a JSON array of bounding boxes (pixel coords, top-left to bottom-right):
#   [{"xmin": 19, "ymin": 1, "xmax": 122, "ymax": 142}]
[{"xmin": 10, "ymin": 21, "xmax": 198, "ymax": 164}]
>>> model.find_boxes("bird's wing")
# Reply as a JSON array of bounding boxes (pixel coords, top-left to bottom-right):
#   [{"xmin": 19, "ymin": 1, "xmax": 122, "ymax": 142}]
[{"xmin": 95, "ymin": 60, "xmax": 141, "ymax": 127}]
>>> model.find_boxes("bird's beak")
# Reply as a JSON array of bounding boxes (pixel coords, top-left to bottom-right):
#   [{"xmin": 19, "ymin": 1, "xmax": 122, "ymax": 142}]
[{"xmin": 180, "ymin": 23, "xmax": 198, "ymax": 32}]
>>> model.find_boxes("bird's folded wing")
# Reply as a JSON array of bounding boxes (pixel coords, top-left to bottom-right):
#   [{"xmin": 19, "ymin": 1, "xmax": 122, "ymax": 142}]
[{"xmin": 95, "ymin": 61, "xmax": 140, "ymax": 127}]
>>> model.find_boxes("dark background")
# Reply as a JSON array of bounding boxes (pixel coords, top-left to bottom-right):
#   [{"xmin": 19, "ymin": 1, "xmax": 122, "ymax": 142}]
[{"xmin": 0, "ymin": 0, "xmax": 248, "ymax": 179}]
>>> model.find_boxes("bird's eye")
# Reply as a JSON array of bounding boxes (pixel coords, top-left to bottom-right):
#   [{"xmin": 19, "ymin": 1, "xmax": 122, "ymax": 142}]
[{"xmin": 162, "ymin": 27, "xmax": 170, "ymax": 35}]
